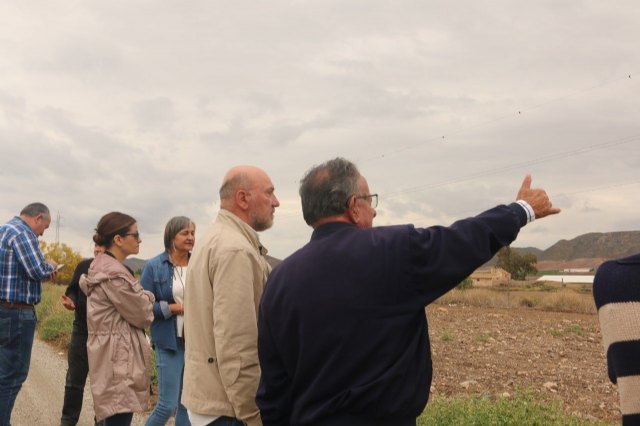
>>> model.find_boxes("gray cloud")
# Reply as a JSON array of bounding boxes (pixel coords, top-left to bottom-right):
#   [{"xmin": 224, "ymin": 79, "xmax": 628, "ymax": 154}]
[{"xmin": 1, "ymin": 1, "xmax": 639, "ymax": 258}]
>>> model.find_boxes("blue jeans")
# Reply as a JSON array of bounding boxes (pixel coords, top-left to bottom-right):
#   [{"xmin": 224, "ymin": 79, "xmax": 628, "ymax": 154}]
[
  {"xmin": 145, "ymin": 341, "xmax": 190, "ymax": 426},
  {"xmin": 0, "ymin": 306, "xmax": 37, "ymax": 426}
]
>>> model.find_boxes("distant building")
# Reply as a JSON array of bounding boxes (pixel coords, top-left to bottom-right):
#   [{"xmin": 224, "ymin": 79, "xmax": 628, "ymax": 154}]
[
  {"xmin": 560, "ymin": 268, "xmax": 593, "ymax": 273},
  {"xmin": 470, "ymin": 267, "xmax": 511, "ymax": 287},
  {"xmin": 536, "ymin": 275, "xmax": 594, "ymax": 284}
]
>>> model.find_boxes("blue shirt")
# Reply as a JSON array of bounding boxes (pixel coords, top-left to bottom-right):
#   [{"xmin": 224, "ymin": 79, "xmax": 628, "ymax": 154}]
[
  {"xmin": 140, "ymin": 251, "xmax": 179, "ymax": 350},
  {"xmin": 0, "ymin": 216, "xmax": 54, "ymax": 305}
]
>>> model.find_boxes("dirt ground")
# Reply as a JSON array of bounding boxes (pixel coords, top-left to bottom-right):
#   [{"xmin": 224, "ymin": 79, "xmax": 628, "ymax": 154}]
[{"xmin": 426, "ymin": 303, "xmax": 619, "ymax": 424}]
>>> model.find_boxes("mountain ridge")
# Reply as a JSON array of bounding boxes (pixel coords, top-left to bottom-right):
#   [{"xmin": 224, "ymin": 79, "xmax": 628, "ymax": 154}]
[{"xmin": 515, "ymin": 230, "xmax": 640, "ymax": 261}]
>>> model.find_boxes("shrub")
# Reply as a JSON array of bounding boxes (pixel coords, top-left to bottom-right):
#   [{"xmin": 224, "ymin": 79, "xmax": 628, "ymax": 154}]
[
  {"xmin": 456, "ymin": 277, "xmax": 473, "ymax": 290},
  {"xmin": 519, "ymin": 297, "xmax": 539, "ymax": 308}
]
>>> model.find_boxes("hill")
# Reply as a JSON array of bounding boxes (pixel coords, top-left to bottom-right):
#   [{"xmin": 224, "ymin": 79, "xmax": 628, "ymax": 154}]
[
  {"xmin": 124, "ymin": 257, "xmax": 146, "ymax": 273},
  {"xmin": 539, "ymin": 231, "xmax": 640, "ymax": 260},
  {"xmin": 485, "ymin": 230, "xmax": 640, "ymax": 269}
]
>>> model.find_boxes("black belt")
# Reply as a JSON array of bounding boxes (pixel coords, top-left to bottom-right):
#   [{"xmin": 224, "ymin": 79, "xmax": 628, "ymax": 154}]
[{"xmin": 0, "ymin": 300, "xmax": 34, "ymax": 309}]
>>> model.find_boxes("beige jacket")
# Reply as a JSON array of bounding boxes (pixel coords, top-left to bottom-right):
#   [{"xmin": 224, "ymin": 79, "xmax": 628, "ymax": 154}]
[
  {"xmin": 79, "ymin": 253, "xmax": 155, "ymax": 421},
  {"xmin": 182, "ymin": 209, "xmax": 271, "ymax": 426}
]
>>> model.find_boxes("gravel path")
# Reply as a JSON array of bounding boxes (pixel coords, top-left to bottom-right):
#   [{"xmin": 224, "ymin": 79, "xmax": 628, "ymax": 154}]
[{"xmin": 12, "ymin": 338, "xmax": 155, "ymax": 426}]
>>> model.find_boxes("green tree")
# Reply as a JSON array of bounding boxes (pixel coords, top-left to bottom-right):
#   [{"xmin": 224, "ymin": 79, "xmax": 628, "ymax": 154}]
[
  {"xmin": 39, "ymin": 241, "xmax": 83, "ymax": 284},
  {"xmin": 495, "ymin": 246, "xmax": 537, "ymax": 280}
]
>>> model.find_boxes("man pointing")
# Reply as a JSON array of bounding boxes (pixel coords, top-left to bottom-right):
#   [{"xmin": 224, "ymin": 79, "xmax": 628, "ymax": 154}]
[{"xmin": 257, "ymin": 158, "xmax": 560, "ymax": 426}]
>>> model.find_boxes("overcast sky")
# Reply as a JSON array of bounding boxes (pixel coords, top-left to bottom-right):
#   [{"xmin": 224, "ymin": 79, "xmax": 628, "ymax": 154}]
[{"xmin": 1, "ymin": 1, "xmax": 639, "ymax": 260}]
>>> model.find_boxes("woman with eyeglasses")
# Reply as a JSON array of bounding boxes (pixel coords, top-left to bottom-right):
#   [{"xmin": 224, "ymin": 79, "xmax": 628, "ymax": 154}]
[
  {"xmin": 141, "ymin": 216, "xmax": 195, "ymax": 426},
  {"xmin": 80, "ymin": 212, "xmax": 155, "ymax": 426}
]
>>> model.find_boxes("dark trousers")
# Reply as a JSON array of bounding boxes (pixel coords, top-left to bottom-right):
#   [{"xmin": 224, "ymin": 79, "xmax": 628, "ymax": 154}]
[
  {"xmin": 307, "ymin": 413, "xmax": 416, "ymax": 426},
  {"xmin": 103, "ymin": 412, "xmax": 133, "ymax": 426},
  {"xmin": 60, "ymin": 328, "xmax": 89, "ymax": 426},
  {"xmin": 207, "ymin": 416, "xmax": 244, "ymax": 426}
]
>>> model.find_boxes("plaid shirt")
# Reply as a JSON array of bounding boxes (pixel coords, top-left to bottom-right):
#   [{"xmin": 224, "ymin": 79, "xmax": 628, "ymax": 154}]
[{"xmin": 0, "ymin": 216, "xmax": 54, "ymax": 305}]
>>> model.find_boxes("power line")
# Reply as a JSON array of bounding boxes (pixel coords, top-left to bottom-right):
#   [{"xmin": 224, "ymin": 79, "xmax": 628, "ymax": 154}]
[
  {"xmin": 382, "ymin": 133, "xmax": 640, "ymax": 199},
  {"xmin": 441, "ymin": 179, "xmax": 640, "ymax": 219},
  {"xmin": 272, "ymin": 178, "xmax": 640, "ymax": 224},
  {"xmin": 360, "ymin": 72, "xmax": 638, "ymax": 163}
]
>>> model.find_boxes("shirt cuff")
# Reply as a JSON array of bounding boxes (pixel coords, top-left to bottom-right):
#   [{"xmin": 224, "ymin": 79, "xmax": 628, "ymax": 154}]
[
  {"xmin": 515, "ymin": 200, "xmax": 536, "ymax": 224},
  {"xmin": 159, "ymin": 300, "xmax": 172, "ymax": 319}
]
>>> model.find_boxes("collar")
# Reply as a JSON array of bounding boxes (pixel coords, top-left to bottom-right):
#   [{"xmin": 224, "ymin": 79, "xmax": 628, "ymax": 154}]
[
  {"xmin": 11, "ymin": 216, "xmax": 37, "ymax": 238},
  {"xmin": 217, "ymin": 209, "xmax": 269, "ymax": 255},
  {"xmin": 311, "ymin": 222, "xmax": 355, "ymax": 241},
  {"xmin": 162, "ymin": 250, "xmax": 191, "ymax": 266},
  {"xmin": 103, "ymin": 251, "xmax": 135, "ymax": 275}
]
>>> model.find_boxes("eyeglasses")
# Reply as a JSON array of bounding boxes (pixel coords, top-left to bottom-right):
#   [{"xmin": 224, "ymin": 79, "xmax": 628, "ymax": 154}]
[
  {"xmin": 122, "ymin": 232, "xmax": 140, "ymax": 240},
  {"xmin": 355, "ymin": 193, "xmax": 378, "ymax": 208}
]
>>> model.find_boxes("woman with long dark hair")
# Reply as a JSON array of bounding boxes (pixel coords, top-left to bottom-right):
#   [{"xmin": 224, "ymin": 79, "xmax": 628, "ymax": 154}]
[{"xmin": 80, "ymin": 212, "xmax": 155, "ymax": 426}]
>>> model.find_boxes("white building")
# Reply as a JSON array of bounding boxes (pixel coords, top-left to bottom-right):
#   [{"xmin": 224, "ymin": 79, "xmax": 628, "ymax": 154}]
[{"xmin": 536, "ymin": 275, "xmax": 594, "ymax": 284}]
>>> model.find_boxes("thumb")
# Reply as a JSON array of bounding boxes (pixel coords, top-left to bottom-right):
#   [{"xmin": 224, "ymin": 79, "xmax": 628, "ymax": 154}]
[{"xmin": 520, "ymin": 174, "xmax": 532, "ymax": 192}]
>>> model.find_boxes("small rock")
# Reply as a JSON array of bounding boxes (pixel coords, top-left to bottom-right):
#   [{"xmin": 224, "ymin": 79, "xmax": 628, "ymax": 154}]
[
  {"xmin": 460, "ymin": 380, "xmax": 478, "ymax": 389},
  {"xmin": 543, "ymin": 381, "xmax": 558, "ymax": 392},
  {"xmin": 501, "ymin": 392, "xmax": 511, "ymax": 398}
]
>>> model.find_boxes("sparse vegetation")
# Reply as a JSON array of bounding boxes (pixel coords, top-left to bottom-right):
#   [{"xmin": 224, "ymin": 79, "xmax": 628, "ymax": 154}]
[
  {"xmin": 549, "ymin": 328, "xmax": 563, "ymax": 337},
  {"xmin": 523, "ymin": 281, "xmax": 556, "ymax": 292},
  {"xmin": 418, "ymin": 391, "xmax": 609, "ymax": 425},
  {"xmin": 440, "ymin": 332, "xmax": 453, "ymax": 342},
  {"xmin": 549, "ymin": 324, "xmax": 584, "ymax": 337},
  {"xmin": 35, "ymin": 282, "xmax": 73, "ymax": 348},
  {"xmin": 456, "ymin": 277, "xmax": 473, "ymax": 290},
  {"xmin": 475, "ymin": 333, "xmax": 490, "ymax": 343},
  {"xmin": 437, "ymin": 287, "xmax": 596, "ymax": 314},
  {"xmin": 519, "ymin": 297, "xmax": 540, "ymax": 308}
]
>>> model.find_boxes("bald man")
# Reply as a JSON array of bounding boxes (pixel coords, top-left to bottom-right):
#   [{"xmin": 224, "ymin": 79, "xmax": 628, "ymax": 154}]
[{"xmin": 182, "ymin": 166, "xmax": 279, "ymax": 426}]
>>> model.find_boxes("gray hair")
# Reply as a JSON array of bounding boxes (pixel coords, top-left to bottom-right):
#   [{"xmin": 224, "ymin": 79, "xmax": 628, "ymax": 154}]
[
  {"xmin": 219, "ymin": 172, "xmax": 250, "ymax": 201},
  {"xmin": 164, "ymin": 216, "xmax": 195, "ymax": 251},
  {"xmin": 299, "ymin": 157, "xmax": 360, "ymax": 225},
  {"xmin": 20, "ymin": 202, "xmax": 50, "ymax": 220}
]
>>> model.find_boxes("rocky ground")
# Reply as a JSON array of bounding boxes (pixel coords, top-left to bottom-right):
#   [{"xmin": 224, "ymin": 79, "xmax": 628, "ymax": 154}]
[{"xmin": 427, "ymin": 303, "xmax": 619, "ymax": 424}]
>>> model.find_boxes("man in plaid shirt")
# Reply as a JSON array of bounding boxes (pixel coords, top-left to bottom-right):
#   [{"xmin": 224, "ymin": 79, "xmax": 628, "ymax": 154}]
[{"xmin": 0, "ymin": 202, "xmax": 58, "ymax": 426}]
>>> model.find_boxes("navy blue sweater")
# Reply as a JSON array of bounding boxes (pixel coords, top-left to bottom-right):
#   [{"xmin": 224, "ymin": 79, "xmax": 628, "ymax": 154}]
[
  {"xmin": 593, "ymin": 254, "xmax": 640, "ymax": 426},
  {"xmin": 257, "ymin": 203, "xmax": 526, "ymax": 426}
]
